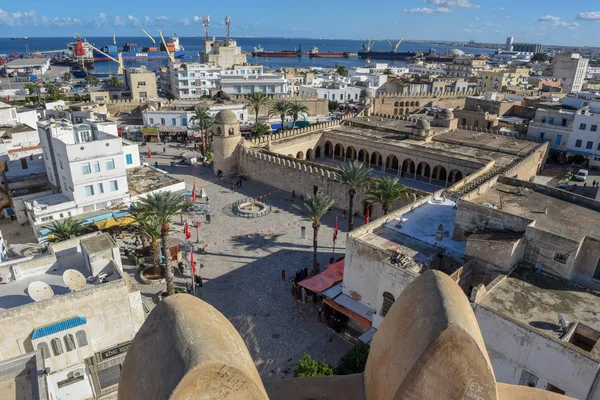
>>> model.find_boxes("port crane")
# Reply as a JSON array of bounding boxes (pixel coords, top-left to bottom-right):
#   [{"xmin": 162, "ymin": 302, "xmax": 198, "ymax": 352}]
[
  {"xmin": 363, "ymin": 39, "xmax": 377, "ymax": 52},
  {"xmin": 87, "ymin": 43, "xmax": 124, "ymax": 75},
  {"xmin": 158, "ymin": 30, "xmax": 175, "ymax": 64},
  {"xmin": 387, "ymin": 37, "xmax": 404, "ymax": 53},
  {"xmin": 141, "ymin": 28, "xmax": 156, "ymax": 45}
]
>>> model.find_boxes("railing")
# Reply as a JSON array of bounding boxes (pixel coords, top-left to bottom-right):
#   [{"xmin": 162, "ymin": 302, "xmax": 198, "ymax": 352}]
[{"xmin": 231, "ymin": 197, "xmax": 272, "ymax": 218}]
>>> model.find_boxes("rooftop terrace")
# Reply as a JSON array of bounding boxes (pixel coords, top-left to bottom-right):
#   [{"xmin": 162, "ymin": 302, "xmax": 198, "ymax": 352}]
[{"xmin": 127, "ymin": 166, "xmax": 185, "ymax": 196}]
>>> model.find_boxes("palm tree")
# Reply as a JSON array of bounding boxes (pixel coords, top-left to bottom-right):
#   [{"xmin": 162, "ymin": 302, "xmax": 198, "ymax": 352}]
[
  {"xmin": 131, "ymin": 210, "xmax": 162, "ymax": 275},
  {"xmin": 107, "ymin": 76, "xmax": 121, "ymax": 87},
  {"xmin": 25, "ymin": 83, "xmax": 41, "ymax": 103},
  {"xmin": 339, "ymin": 161, "xmax": 372, "ymax": 231},
  {"xmin": 45, "ymin": 83, "xmax": 60, "ymax": 98},
  {"xmin": 190, "ymin": 105, "xmax": 213, "ymax": 149},
  {"xmin": 85, "ymin": 76, "xmax": 100, "ymax": 86},
  {"xmin": 46, "ymin": 218, "xmax": 86, "ymax": 242},
  {"xmin": 252, "ymin": 123, "xmax": 271, "ymax": 139},
  {"xmin": 329, "ymin": 100, "xmax": 340, "ymax": 113},
  {"xmin": 368, "ymin": 177, "xmax": 410, "ymax": 215},
  {"xmin": 62, "ymin": 72, "xmax": 71, "ymax": 82},
  {"xmin": 269, "ymin": 100, "xmax": 291, "ymax": 132},
  {"xmin": 135, "ymin": 192, "xmax": 191, "ymax": 295},
  {"xmin": 295, "ymin": 192, "xmax": 335, "ymax": 274},
  {"xmin": 288, "ymin": 102, "xmax": 309, "ymax": 129},
  {"xmin": 246, "ymin": 92, "xmax": 268, "ymax": 126}
]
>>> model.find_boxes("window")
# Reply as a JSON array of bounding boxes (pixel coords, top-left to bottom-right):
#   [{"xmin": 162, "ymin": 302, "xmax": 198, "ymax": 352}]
[
  {"xmin": 59, "ymin": 158, "xmax": 63, "ymax": 169},
  {"xmin": 576, "ymin": 140, "xmax": 582, "ymax": 148},
  {"xmin": 109, "ymin": 180, "xmax": 119, "ymax": 191},
  {"xmin": 381, "ymin": 292, "xmax": 395, "ymax": 317},
  {"xmin": 149, "ymin": 118, "xmax": 154, "ymax": 124},
  {"xmin": 554, "ymin": 253, "xmax": 568, "ymax": 264},
  {"xmin": 561, "ymin": 118, "xmax": 567, "ymax": 127},
  {"xmin": 593, "ymin": 259, "xmax": 600, "ymax": 281},
  {"xmin": 546, "ymin": 383, "xmax": 565, "ymax": 395},
  {"xmin": 41, "ymin": 216, "xmax": 54, "ymax": 222},
  {"xmin": 580, "ymin": 123, "xmax": 587, "ymax": 130},
  {"xmin": 85, "ymin": 185, "xmax": 94, "ymax": 196},
  {"xmin": 541, "ymin": 116, "xmax": 547, "ymax": 123},
  {"xmin": 125, "ymin": 154, "xmax": 133, "ymax": 165},
  {"xmin": 587, "ymin": 141, "xmax": 594, "ymax": 150},
  {"xmin": 549, "ymin": 117, "xmax": 555, "ymax": 124},
  {"xmin": 81, "ymin": 163, "xmax": 91, "ymax": 175},
  {"xmin": 592, "ymin": 125, "xmax": 598, "ymax": 132},
  {"xmin": 91, "ymin": 161, "xmax": 99, "ymax": 172},
  {"xmin": 555, "ymin": 135, "xmax": 562, "ymax": 146},
  {"xmin": 539, "ymin": 132, "xmax": 545, "ymax": 141},
  {"xmin": 331, "ymin": 94, "xmax": 336, "ymax": 100},
  {"xmin": 76, "ymin": 330, "xmax": 88, "ymax": 347},
  {"xmin": 138, "ymin": 81, "xmax": 146, "ymax": 86},
  {"xmin": 97, "ymin": 183, "xmax": 104, "ymax": 194},
  {"xmin": 37, "ymin": 342, "xmax": 50, "ymax": 359},
  {"xmin": 182, "ymin": 118, "xmax": 187, "ymax": 126},
  {"xmin": 51, "ymin": 338, "xmax": 64, "ymax": 356},
  {"xmin": 64, "ymin": 334, "xmax": 76, "ymax": 352},
  {"xmin": 519, "ymin": 370, "xmax": 538, "ymax": 388},
  {"xmin": 160, "ymin": 118, "xmax": 166, "ymax": 125},
  {"xmin": 106, "ymin": 159, "xmax": 115, "ymax": 170},
  {"xmin": 98, "ymin": 365, "xmax": 121, "ymax": 389},
  {"xmin": 172, "ymin": 118, "xmax": 177, "ymax": 126}
]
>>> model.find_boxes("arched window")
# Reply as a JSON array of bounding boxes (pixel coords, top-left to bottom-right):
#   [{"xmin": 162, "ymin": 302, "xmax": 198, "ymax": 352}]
[
  {"xmin": 37, "ymin": 342, "xmax": 50, "ymax": 359},
  {"xmin": 381, "ymin": 292, "xmax": 395, "ymax": 317},
  {"xmin": 51, "ymin": 338, "xmax": 63, "ymax": 356},
  {"xmin": 76, "ymin": 330, "xmax": 88, "ymax": 347},
  {"xmin": 64, "ymin": 334, "xmax": 76, "ymax": 352}
]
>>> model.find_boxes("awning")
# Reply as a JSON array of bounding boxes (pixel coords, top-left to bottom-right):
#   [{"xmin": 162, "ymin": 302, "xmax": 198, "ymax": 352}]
[
  {"xmin": 324, "ymin": 296, "xmax": 373, "ymax": 329},
  {"xmin": 298, "ymin": 259, "xmax": 344, "ymax": 293},
  {"xmin": 94, "ymin": 216, "xmax": 135, "ymax": 230},
  {"xmin": 32, "ymin": 317, "xmax": 87, "ymax": 340}
]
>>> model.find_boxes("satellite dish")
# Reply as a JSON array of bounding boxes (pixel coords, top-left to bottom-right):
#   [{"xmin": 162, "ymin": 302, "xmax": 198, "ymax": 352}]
[
  {"xmin": 63, "ymin": 269, "xmax": 87, "ymax": 291},
  {"xmin": 558, "ymin": 314, "xmax": 569, "ymax": 332},
  {"xmin": 27, "ymin": 281, "xmax": 54, "ymax": 302}
]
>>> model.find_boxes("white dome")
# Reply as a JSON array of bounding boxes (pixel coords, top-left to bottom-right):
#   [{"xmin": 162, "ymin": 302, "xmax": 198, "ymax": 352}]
[{"xmin": 449, "ymin": 49, "xmax": 465, "ymax": 57}]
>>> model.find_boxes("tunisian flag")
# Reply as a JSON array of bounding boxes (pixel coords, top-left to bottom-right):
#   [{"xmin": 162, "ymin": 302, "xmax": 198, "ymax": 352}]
[
  {"xmin": 333, "ymin": 217, "xmax": 339, "ymax": 242},
  {"xmin": 184, "ymin": 221, "xmax": 192, "ymax": 240},
  {"xmin": 365, "ymin": 208, "xmax": 370, "ymax": 225},
  {"xmin": 192, "ymin": 182, "xmax": 197, "ymax": 202},
  {"xmin": 190, "ymin": 250, "xmax": 196, "ymax": 276},
  {"xmin": 147, "ymin": 149, "xmax": 151, "ymax": 158}
]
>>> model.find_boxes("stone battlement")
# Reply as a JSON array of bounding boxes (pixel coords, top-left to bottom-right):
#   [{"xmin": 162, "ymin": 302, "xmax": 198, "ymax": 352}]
[
  {"xmin": 251, "ymin": 115, "xmax": 353, "ymax": 145},
  {"xmin": 377, "ymin": 91, "xmax": 481, "ymax": 98}
]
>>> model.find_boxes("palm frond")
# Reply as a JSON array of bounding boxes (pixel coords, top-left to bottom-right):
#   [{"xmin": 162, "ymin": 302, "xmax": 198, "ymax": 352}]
[
  {"xmin": 294, "ymin": 192, "xmax": 335, "ymax": 223},
  {"xmin": 339, "ymin": 161, "xmax": 372, "ymax": 192},
  {"xmin": 46, "ymin": 218, "xmax": 86, "ymax": 242}
]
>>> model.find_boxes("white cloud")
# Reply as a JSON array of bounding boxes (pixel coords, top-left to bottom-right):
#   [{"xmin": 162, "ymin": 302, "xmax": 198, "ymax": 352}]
[
  {"xmin": 536, "ymin": 15, "xmax": 579, "ymax": 29},
  {"xmin": 426, "ymin": 0, "xmax": 479, "ymax": 9},
  {"xmin": 127, "ymin": 15, "xmax": 141, "ymax": 26},
  {"xmin": 91, "ymin": 13, "xmax": 108, "ymax": 27},
  {"xmin": 474, "ymin": 16, "xmax": 480, "ymax": 20},
  {"xmin": 0, "ymin": 8, "xmax": 38, "ymax": 26},
  {"xmin": 436, "ymin": 7, "xmax": 452, "ymax": 13},
  {"xmin": 483, "ymin": 22, "xmax": 499, "ymax": 27},
  {"xmin": 493, "ymin": 7, "xmax": 504, "ymax": 11},
  {"xmin": 404, "ymin": 7, "xmax": 451, "ymax": 14},
  {"xmin": 577, "ymin": 11, "xmax": 600, "ymax": 21},
  {"xmin": 113, "ymin": 15, "xmax": 124, "ymax": 26}
]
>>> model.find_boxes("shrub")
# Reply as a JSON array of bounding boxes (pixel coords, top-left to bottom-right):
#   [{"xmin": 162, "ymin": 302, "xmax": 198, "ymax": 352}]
[
  {"xmin": 336, "ymin": 342, "xmax": 370, "ymax": 375},
  {"xmin": 294, "ymin": 353, "xmax": 334, "ymax": 377}
]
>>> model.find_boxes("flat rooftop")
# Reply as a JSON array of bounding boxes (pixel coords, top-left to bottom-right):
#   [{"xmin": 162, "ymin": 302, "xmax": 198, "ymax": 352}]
[
  {"xmin": 127, "ymin": 166, "xmax": 184, "ymax": 196},
  {"xmin": 0, "ymin": 124, "xmax": 36, "ymax": 138},
  {"xmin": 469, "ymin": 181, "xmax": 600, "ymax": 242},
  {"xmin": 433, "ymin": 130, "xmax": 539, "ymax": 156},
  {"xmin": 6, "ymin": 58, "xmax": 48, "ymax": 68},
  {"xmin": 0, "ymin": 234, "xmax": 120, "ymax": 311},
  {"xmin": 479, "ymin": 266, "xmax": 600, "ymax": 354}
]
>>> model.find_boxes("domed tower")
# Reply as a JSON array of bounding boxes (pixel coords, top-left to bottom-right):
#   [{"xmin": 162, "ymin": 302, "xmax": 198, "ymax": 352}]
[
  {"xmin": 433, "ymin": 108, "xmax": 458, "ymax": 129},
  {"xmin": 212, "ymin": 110, "xmax": 242, "ymax": 177},
  {"xmin": 362, "ymin": 88, "xmax": 375, "ymax": 116}
]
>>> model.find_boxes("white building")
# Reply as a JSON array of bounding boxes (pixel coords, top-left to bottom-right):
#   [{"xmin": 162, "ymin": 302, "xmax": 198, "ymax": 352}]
[
  {"xmin": 142, "ymin": 103, "xmax": 248, "ymax": 134},
  {"xmin": 298, "ymin": 82, "xmax": 362, "ymax": 103},
  {"xmin": 0, "ymin": 124, "xmax": 45, "ymax": 180},
  {"xmin": 562, "ymin": 91, "xmax": 600, "ymax": 113},
  {"xmin": 0, "ymin": 101, "xmax": 39, "ymax": 130},
  {"xmin": 552, "ymin": 53, "xmax": 589, "ymax": 94},
  {"xmin": 566, "ymin": 108, "xmax": 600, "ymax": 167},
  {"xmin": 219, "ymin": 72, "xmax": 287, "ymax": 95},
  {"xmin": 406, "ymin": 62, "xmax": 447, "ymax": 76},
  {"xmin": 4, "ymin": 58, "xmax": 50, "ymax": 76},
  {"xmin": 162, "ymin": 62, "xmax": 222, "ymax": 99},
  {"xmin": 526, "ymin": 108, "xmax": 575, "ymax": 153},
  {"xmin": 0, "ymin": 232, "xmax": 145, "ymax": 399}
]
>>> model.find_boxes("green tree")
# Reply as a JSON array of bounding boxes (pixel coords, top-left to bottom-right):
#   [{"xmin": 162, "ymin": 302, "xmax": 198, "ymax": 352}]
[
  {"xmin": 107, "ymin": 76, "xmax": 122, "ymax": 87},
  {"xmin": 336, "ymin": 342, "xmax": 370, "ymax": 375},
  {"xmin": 294, "ymin": 353, "xmax": 334, "ymax": 377},
  {"xmin": 85, "ymin": 76, "xmax": 100, "ymax": 86},
  {"xmin": 252, "ymin": 123, "xmax": 270, "ymax": 139},
  {"xmin": 62, "ymin": 72, "xmax": 71, "ymax": 82},
  {"xmin": 383, "ymin": 68, "xmax": 393, "ymax": 76},
  {"xmin": 329, "ymin": 100, "xmax": 340, "ymax": 113},
  {"xmin": 288, "ymin": 101, "xmax": 309, "ymax": 129},
  {"xmin": 45, "ymin": 83, "xmax": 60, "ymax": 98},
  {"xmin": 295, "ymin": 192, "xmax": 335, "ymax": 274},
  {"xmin": 190, "ymin": 105, "xmax": 214, "ymax": 146},
  {"xmin": 46, "ymin": 218, "xmax": 86, "ymax": 242},
  {"xmin": 134, "ymin": 192, "xmax": 191, "ymax": 295},
  {"xmin": 339, "ymin": 161, "xmax": 372, "ymax": 232},
  {"xmin": 532, "ymin": 53, "xmax": 549, "ymax": 63},
  {"xmin": 336, "ymin": 65, "xmax": 348, "ymax": 77},
  {"xmin": 368, "ymin": 177, "xmax": 410, "ymax": 215},
  {"xmin": 246, "ymin": 92, "xmax": 268, "ymax": 126},
  {"xmin": 131, "ymin": 211, "xmax": 162, "ymax": 275},
  {"xmin": 269, "ymin": 100, "xmax": 291, "ymax": 132},
  {"xmin": 25, "ymin": 83, "xmax": 41, "ymax": 102}
]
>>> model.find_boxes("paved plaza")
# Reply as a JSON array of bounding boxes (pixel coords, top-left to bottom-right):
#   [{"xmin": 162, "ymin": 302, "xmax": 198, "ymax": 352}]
[{"xmin": 123, "ymin": 140, "xmax": 356, "ymax": 380}]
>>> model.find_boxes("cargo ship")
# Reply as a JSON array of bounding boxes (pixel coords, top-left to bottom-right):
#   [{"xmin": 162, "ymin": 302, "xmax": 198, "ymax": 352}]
[
  {"xmin": 251, "ymin": 45, "xmax": 301, "ymax": 58},
  {"xmin": 93, "ymin": 35, "xmax": 184, "ymax": 61},
  {"xmin": 11, "ymin": 37, "xmax": 29, "ymax": 40},
  {"xmin": 357, "ymin": 38, "xmax": 417, "ymax": 62},
  {"xmin": 308, "ymin": 47, "xmax": 350, "ymax": 58}
]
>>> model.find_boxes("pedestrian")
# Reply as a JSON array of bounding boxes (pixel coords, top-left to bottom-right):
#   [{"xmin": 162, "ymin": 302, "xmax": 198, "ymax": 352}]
[
  {"xmin": 281, "ymin": 268, "xmax": 286, "ymax": 281},
  {"xmin": 292, "ymin": 190, "xmax": 296, "ymax": 199},
  {"xmin": 195, "ymin": 274, "xmax": 203, "ymax": 288},
  {"xmin": 239, "ymin": 179, "xmax": 243, "ymax": 188},
  {"xmin": 231, "ymin": 183, "xmax": 235, "ymax": 193},
  {"xmin": 154, "ymin": 161, "xmax": 158, "ymax": 168},
  {"xmin": 584, "ymin": 182, "xmax": 587, "ymax": 187},
  {"xmin": 301, "ymin": 287, "xmax": 307, "ymax": 304},
  {"xmin": 318, "ymin": 305, "xmax": 323, "ymax": 322},
  {"xmin": 206, "ymin": 197, "xmax": 210, "ymax": 204},
  {"xmin": 178, "ymin": 262, "xmax": 185, "ymax": 275},
  {"xmin": 163, "ymin": 146, "xmax": 166, "ymax": 153}
]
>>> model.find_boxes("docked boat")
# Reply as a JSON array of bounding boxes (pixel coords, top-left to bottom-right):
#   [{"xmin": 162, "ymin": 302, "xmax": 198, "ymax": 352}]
[
  {"xmin": 68, "ymin": 36, "xmax": 95, "ymax": 68},
  {"xmin": 11, "ymin": 37, "xmax": 29, "ymax": 40},
  {"xmin": 93, "ymin": 35, "xmax": 184, "ymax": 61},
  {"xmin": 357, "ymin": 38, "xmax": 417, "ymax": 61},
  {"xmin": 252, "ymin": 45, "xmax": 300, "ymax": 58},
  {"xmin": 308, "ymin": 47, "xmax": 350, "ymax": 58}
]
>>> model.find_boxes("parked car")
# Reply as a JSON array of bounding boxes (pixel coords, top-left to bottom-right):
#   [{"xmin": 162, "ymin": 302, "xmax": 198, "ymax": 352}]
[{"xmin": 573, "ymin": 169, "xmax": 589, "ymax": 181}]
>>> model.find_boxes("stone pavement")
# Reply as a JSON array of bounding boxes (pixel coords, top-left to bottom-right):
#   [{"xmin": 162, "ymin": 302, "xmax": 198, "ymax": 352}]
[{"xmin": 124, "ymin": 140, "xmax": 357, "ymax": 380}]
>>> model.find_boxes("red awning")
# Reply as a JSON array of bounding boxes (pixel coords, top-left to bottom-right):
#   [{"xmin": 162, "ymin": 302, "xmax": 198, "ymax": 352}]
[
  {"xmin": 324, "ymin": 297, "xmax": 372, "ymax": 329},
  {"xmin": 298, "ymin": 259, "xmax": 344, "ymax": 293}
]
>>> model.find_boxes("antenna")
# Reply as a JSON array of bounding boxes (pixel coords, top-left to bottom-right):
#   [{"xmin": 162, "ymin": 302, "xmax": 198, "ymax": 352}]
[
  {"xmin": 28, "ymin": 281, "xmax": 54, "ymax": 302},
  {"xmin": 558, "ymin": 314, "xmax": 569, "ymax": 333},
  {"xmin": 202, "ymin": 15, "xmax": 210, "ymax": 43},
  {"xmin": 225, "ymin": 16, "xmax": 231, "ymax": 43},
  {"xmin": 63, "ymin": 269, "xmax": 87, "ymax": 291}
]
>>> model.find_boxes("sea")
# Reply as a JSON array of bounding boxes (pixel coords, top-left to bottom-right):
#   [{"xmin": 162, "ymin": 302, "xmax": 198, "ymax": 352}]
[{"xmin": 0, "ymin": 36, "xmax": 496, "ymax": 74}]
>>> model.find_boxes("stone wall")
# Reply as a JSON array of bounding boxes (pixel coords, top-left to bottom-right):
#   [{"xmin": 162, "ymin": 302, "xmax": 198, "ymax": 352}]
[{"xmin": 374, "ymin": 94, "xmax": 468, "ymax": 116}]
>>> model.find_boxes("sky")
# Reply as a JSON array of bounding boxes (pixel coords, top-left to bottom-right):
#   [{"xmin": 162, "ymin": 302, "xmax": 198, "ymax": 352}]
[{"xmin": 0, "ymin": 0, "xmax": 599, "ymax": 46}]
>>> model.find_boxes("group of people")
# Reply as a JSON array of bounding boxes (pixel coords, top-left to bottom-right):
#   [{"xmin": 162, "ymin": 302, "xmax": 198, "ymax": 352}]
[{"xmin": 587, "ymin": 180, "xmax": 600, "ymax": 187}]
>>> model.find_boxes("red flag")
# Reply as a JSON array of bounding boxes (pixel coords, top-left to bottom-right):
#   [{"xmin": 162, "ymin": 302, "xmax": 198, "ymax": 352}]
[
  {"xmin": 333, "ymin": 217, "xmax": 339, "ymax": 242},
  {"xmin": 192, "ymin": 182, "xmax": 197, "ymax": 202},
  {"xmin": 184, "ymin": 221, "xmax": 192, "ymax": 240},
  {"xmin": 365, "ymin": 208, "xmax": 370, "ymax": 225},
  {"xmin": 190, "ymin": 251, "xmax": 196, "ymax": 276},
  {"xmin": 147, "ymin": 149, "xmax": 151, "ymax": 158}
]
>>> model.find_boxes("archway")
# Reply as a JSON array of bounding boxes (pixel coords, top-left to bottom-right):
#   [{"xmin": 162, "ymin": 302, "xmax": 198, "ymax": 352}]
[
  {"xmin": 416, "ymin": 101, "xmax": 420, "ymax": 107},
  {"xmin": 287, "ymin": 154, "xmax": 293, "ymax": 157},
  {"xmin": 399, "ymin": 108, "xmax": 405, "ymax": 115},
  {"xmin": 394, "ymin": 101, "xmax": 399, "ymax": 107},
  {"xmin": 405, "ymin": 108, "xmax": 409, "ymax": 115},
  {"xmin": 345, "ymin": 146, "xmax": 357, "ymax": 161},
  {"xmin": 358, "ymin": 149, "xmax": 369, "ymax": 163},
  {"xmin": 385, "ymin": 155, "xmax": 399, "ymax": 174},
  {"xmin": 296, "ymin": 151, "xmax": 305, "ymax": 160},
  {"xmin": 393, "ymin": 108, "xmax": 398, "ymax": 115},
  {"xmin": 370, "ymin": 151, "xmax": 382, "ymax": 168},
  {"xmin": 432, "ymin": 165, "xmax": 447, "ymax": 184},
  {"xmin": 410, "ymin": 101, "xmax": 415, "ymax": 107},
  {"xmin": 306, "ymin": 148, "xmax": 314, "ymax": 160},
  {"xmin": 416, "ymin": 161, "xmax": 431, "ymax": 180},
  {"xmin": 315, "ymin": 146, "xmax": 321, "ymax": 158},
  {"xmin": 334, "ymin": 143, "xmax": 344, "ymax": 160},
  {"xmin": 401, "ymin": 158, "xmax": 415, "ymax": 176},
  {"xmin": 449, "ymin": 169, "xmax": 464, "ymax": 184},
  {"xmin": 324, "ymin": 141, "xmax": 333, "ymax": 157},
  {"xmin": 399, "ymin": 101, "xmax": 405, "ymax": 107}
]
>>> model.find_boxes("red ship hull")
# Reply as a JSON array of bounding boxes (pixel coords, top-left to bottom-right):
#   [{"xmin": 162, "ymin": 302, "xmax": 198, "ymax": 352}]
[{"xmin": 253, "ymin": 52, "xmax": 299, "ymax": 58}]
